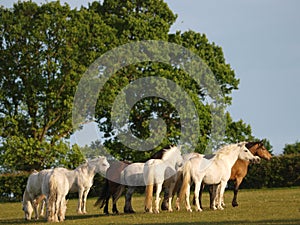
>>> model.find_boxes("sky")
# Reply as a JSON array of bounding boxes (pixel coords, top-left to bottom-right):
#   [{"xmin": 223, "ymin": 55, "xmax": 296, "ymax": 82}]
[{"xmin": 2, "ymin": 0, "xmax": 300, "ymax": 155}]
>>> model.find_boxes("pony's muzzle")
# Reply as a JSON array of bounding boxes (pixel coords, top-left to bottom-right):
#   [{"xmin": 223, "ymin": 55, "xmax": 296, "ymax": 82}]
[{"xmin": 251, "ymin": 156, "xmax": 261, "ymax": 164}]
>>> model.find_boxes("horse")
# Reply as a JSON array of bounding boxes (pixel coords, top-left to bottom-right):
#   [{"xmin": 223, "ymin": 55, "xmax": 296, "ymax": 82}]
[
  {"xmin": 94, "ymin": 150, "xmax": 165, "ymax": 214},
  {"xmin": 225, "ymin": 141, "xmax": 272, "ymax": 207},
  {"xmin": 58, "ymin": 156, "xmax": 110, "ymax": 214},
  {"xmin": 177, "ymin": 142, "xmax": 260, "ymax": 212},
  {"xmin": 94, "ymin": 160, "xmax": 130, "ymax": 214},
  {"xmin": 144, "ymin": 146, "xmax": 183, "ymax": 213},
  {"xmin": 22, "ymin": 169, "xmax": 51, "ymax": 220},
  {"xmin": 195, "ymin": 141, "xmax": 272, "ymax": 209},
  {"xmin": 43, "ymin": 168, "xmax": 69, "ymax": 222}
]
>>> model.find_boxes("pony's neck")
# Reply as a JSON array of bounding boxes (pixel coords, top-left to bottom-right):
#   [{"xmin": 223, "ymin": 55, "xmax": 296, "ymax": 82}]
[
  {"xmin": 162, "ymin": 149, "xmax": 180, "ymax": 168},
  {"xmin": 249, "ymin": 144, "xmax": 258, "ymax": 155},
  {"xmin": 220, "ymin": 147, "xmax": 240, "ymax": 167}
]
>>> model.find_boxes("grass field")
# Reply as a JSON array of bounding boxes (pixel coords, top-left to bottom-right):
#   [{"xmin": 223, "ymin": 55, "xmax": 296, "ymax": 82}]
[{"xmin": 0, "ymin": 187, "xmax": 299, "ymax": 225}]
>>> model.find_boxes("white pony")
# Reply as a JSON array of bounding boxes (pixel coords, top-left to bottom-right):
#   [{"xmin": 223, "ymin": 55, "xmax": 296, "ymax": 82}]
[
  {"xmin": 22, "ymin": 169, "xmax": 52, "ymax": 220},
  {"xmin": 58, "ymin": 156, "xmax": 110, "ymax": 214},
  {"xmin": 177, "ymin": 142, "xmax": 260, "ymax": 212},
  {"xmin": 144, "ymin": 146, "xmax": 183, "ymax": 213},
  {"xmin": 41, "ymin": 168, "xmax": 69, "ymax": 222}
]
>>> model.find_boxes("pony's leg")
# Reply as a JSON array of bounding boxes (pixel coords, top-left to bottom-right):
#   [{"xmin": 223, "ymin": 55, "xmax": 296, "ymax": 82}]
[
  {"xmin": 104, "ymin": 196, "xmax": 110, "ymax": 215},
  {"xmin": 198, "ymin": 182, "xmax": 205, "ymax": 210},
  {"xmin": 124, "ymin": 186, "xmax": 136, "ymax": 213},
  {"xmin": 32, "ymin": 200, "xmax": 39, "ymax": 220},
  {"xmin": 232, "ymin": 177, "xmax": 243, "ymax": 207},
  {"xmin": 184, "ymin": 182, "xmax": 192, "ymax": 212},
  {"xmin": 167, "ymin": 182, "xmax": 176, "ymax": 212},
  {"xmin": 113, "ymin": 185, "xmax": 125, "ymax": 214},
  {"xmin": 154, "ymin": 183, "xmax": 163, "ymax": 214},
  {"xmin": 193, "ymin": 182, "xmax": 202, "ymax": 212},
  {"xmin": 82, "ymin": 188, "xmax": 90, "ymax": 214},
  {"xmin": 40, "ymin": 199, "xmax": 45, "ymax": 217},
  {"xmin": 77, "ymin": 190, "xmax": 84, "ymax": 214},
  {"xmin": 216, "ymin": 182, "xmax": 226, "ymax": 210},
  {"xmin": 161, "ymin": 188, "xmax": 169, "ymax": 211},
  {"xmin": 210, "ymin": 185, "xmax": 218, "ymax": 210}
]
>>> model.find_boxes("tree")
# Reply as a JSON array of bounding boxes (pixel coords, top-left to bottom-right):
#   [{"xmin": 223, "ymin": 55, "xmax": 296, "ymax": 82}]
[
  {"xmin": 283, "ymin": 141, "xmax": 300, "ymax": 155},
  {"xmin": 90, "ymin": 0, "xmax": 250, "ymax": 161},
  {"xmin": 0, "ymin": 0, "xmax": 267, "ymax": 169},
  {"xmin": 0, "ymin": 1, "xmax": 115, "ymax": 171}
]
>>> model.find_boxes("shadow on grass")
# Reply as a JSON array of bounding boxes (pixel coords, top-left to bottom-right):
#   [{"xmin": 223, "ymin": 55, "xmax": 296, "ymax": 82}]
[
  {"xmin": 1, "ymin": 217, "xmax": 300, "ymax": 225},
  {"xmin": 0, "ymin": 213, "xmax": 107, "ymax": 224},
  {"xmin": 146, "ymin": 220, "xmax": 300, "ymax": 225}
]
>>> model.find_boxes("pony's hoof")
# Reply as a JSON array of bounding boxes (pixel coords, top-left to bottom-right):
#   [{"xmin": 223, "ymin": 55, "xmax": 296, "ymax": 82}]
[
  {"xmin": 187, "ymin": 208, "xmax": 193, "ymax": 212},
  {"xmin": 232, "ymin": 202, "xmax": 238, "ymax": 207}
]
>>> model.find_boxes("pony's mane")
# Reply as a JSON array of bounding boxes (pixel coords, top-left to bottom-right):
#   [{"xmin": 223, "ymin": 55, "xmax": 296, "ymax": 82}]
[
  {"xmin": 215, "ymin": 142, "xmax": 245, "ymax": 158},
  {"xmin": 76, "ymin": 156, "xmax": 106, "ymax": 170},
  {"xmin": 246, "ymin": 141, "xmax": 262, "ymax": 149},
  {"xmin": 161, "ymin": 146, "xmax": 179, "ymax": 160}
]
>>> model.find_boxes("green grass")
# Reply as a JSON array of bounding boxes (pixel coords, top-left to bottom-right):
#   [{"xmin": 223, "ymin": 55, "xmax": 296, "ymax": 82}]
[{"xmin": 0, "ymin": 187, "xmax": 299, "ymax": 224}]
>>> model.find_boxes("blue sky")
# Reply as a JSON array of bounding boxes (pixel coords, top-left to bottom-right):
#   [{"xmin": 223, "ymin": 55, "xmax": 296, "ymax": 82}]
[{"xmin": 2, "ymin": 0, "xmax": 300, "ymax": 155}]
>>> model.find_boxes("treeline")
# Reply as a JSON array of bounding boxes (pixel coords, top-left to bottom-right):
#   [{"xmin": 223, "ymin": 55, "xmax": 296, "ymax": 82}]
[
  {"xmin": 1, "ymin": 154, "xmax": 299, "ymax": 202},
  {"xmin": 241, "ymin": 154, "xmax": 300, "ymax": 189}
]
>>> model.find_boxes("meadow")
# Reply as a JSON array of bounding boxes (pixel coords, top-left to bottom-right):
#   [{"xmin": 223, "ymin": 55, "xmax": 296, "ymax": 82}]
[{"xmin": 0, "ymin": 187, "xmax": 299, "ymax": 225}]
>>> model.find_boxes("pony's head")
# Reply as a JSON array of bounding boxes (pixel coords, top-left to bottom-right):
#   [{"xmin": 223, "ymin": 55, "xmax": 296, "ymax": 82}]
[
  {"xmin": 22, "ymin": 199, "xmax": 33, "ymax": 220},
  {"xmin": 91, "ymin": 156, "xmax": 110, "ymax": 175},
  {"xmin": 237, "ymin": 142, "xmax": 261, "ymax": 163},
  {"xmin": 246, "ymin": 141, "xmax": 272, "ymax": 161},
  {"xmin": 163, "ymin": 146, "xmax": 183, "ymax": 168}
]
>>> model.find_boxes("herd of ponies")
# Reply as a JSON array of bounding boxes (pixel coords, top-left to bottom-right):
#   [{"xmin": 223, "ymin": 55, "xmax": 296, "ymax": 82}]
[{"xmin": 22, "ymin": 141, "xmax": 272, "ymax": 222}]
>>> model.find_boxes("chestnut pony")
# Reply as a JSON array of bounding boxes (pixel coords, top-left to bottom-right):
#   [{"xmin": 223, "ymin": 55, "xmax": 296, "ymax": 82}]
[{"xmin": 229, "ymin": 141, "xmax": 272, "ymax": 207}]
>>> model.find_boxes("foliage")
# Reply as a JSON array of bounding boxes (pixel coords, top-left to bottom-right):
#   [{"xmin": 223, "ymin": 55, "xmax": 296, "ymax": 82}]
[
  {"xmin": 0, "ymin": 171, "xmax": 29, "ymax": 202},
  {"xmin": 241, "ymin": 154, "xmax": 300, "ymax": 189},
  {"xmin": 0, "ymin": 1, "xmax": 114, "ymax": 171},
  {"xmin": 0, "ymin": 136, "xmax": 85, "ymax": 171},
  {"xmin": 0, "ymin": 0, "xmax": 266, "ymax": 170},
  {"xmin": 283, "ymin": 141, "xmax": 300, "ymax": 155}
]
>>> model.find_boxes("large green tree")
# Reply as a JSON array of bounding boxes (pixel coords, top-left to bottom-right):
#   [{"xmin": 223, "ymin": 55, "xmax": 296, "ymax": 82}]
[
  {"xmin": 0, "ymin": 0, "xmax": 264, "ymax": 169},
  {"xmin": 89, "ymin": 0, "xmax": 252, "ymax": 161},
  {"xmin": 0, "ymin": 1, "xmax": 115, "ymax": 171}
]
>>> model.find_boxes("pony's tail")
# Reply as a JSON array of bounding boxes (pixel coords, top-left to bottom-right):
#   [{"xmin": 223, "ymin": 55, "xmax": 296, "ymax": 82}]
[
  {"xmin": 94, "ymin": 178, "xmax": 110, "ymax": 208},
  {"xmin": 178, "ymin": 160, "xmax": 192, "ymax": 203},
  {"xmin": 48, "ymin": 173, "xmax": 57, "ymax": 222},
  {"xmin": 144, "ymin": 184, "xmax": 153, "ymax": 212},
  {"xmin": 144, "ymin": 163, "xmax": 154, "ymax": 212}
]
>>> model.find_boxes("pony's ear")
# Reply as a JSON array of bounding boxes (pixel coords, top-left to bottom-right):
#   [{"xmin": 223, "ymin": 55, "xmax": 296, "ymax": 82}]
[{"xmin": 238, "ymin": 141, "xmax": 247, "ymax": 147}]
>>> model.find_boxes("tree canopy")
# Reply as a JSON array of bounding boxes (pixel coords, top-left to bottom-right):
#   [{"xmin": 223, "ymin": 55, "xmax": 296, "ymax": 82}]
[
  {"xmin": 283, "ymin": 141, "xmax": 300, "ymax": 155},
  {"xmin": 0, "ymin": 0, "xmax": 268, "ymax": 171}
]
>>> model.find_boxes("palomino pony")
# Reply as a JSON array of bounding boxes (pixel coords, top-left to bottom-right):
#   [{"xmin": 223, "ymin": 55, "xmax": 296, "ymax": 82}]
[
  {"xmin": 22, "ymin": 169, "xmax": 52, "ymax": 220},
  {"xmin": 144, "ymin": 146, "xmax": 183, "ymax": 213},
  {"xmin": 177, "ymin": 142, "xmax": 260, "ymax": 212}
]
